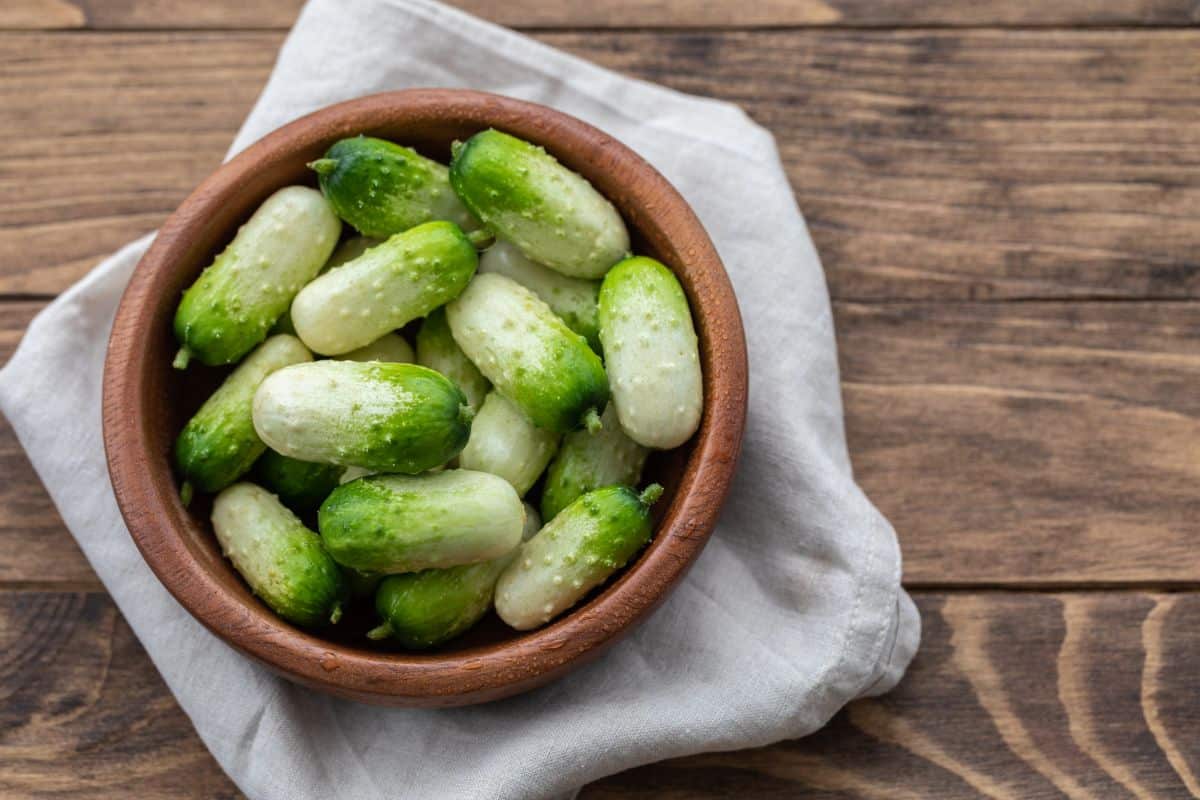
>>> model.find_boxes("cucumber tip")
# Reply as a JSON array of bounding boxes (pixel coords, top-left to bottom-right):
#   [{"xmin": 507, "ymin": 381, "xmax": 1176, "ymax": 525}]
[
  {"xmin": 307, "ymin": 158, "xmax": 338, "ymax": 177},
  {"xmin": 329, "ymin": 603, "xmax": 344, "ymax": 626},
  {"xmin": 366, "ymin": 622, "xmax": 393, "ymax": 641},
  {"xmin": 179, "ymin": 481, "xmax": 194, "ymax": 507},
  {"xmin": 583, "ymin": 407, "xmax": 603, "ymax": 434},
  {"xmin": 172, "ymin": 346, "xmax": 191, "ymax": 370},
  {"xmin": 639, "ymin": 483, "xmax": 664, "ymax": 507}
]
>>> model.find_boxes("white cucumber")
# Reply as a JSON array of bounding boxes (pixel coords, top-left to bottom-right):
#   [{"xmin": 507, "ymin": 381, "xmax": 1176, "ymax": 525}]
[{"xmin": 458, "ymin": 390, "xmax": 559, "ymax": 497}]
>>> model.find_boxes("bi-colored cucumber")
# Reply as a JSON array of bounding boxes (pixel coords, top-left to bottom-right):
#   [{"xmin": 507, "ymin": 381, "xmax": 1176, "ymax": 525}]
[
  {"xmin": 318, "ymin": 469, "xmax": 524, "ymax": 574},
  {"xmin": 415, "ymin": 306, "xmax": 489, "ymax": 412},
  {"xmin": 495, "ymin": 484, "xmax": 662, "ymax": 630},
  {"xmin": 365, "ymin": 503, "xmax": 541, "ymax": 648},
  {"xmin": 458, "ymin": 390, "xmax": 559, "ymax": 497},
  {"xmin": 598, "ymin": 256, "xmax": 703, "ymax": 449},
  {"xmin": 310, "ymin": 136, "xmax": 478, "ymax": 237},
  {"xmin": 269, "ymin": 236, "xmax": 381, "ymax": 337},
  {"xmin": 446, "ymin": 273, "xmax": 609, "ymax": 434},
  {"xmin": 449, "ymin": 129, "xmax": 629, "ymax": 279},
  {"xmin": 175, "ymin": 334, "xmax": 312, "ymax": 495},
  {"xmin": 251, "ymin": 449, "xmax": 342, "ymax": 513},
  {"xmin": 540, "ymin": 404, "xmax": 648, "ymax": 522},
  {"xmin": 290, "ymin": 221, "xmax": 477, "ymax": 355},
  {"xmin": 173, "ymin": 186, "xmax": 340, "ymax": 368},
  {"xmin": 479, "ymin": 239, "xmax": 601, "ymax": 352},
  {"xmin": 337, "ymin": 331, "xmax": 414, "ymax": 363},
  {"xmin": 211, "ymin": 482, "xmax": 346, "ymax": 627},
  {"xmin": 252, "ymin": 361, "xmax": 472, "ymax": 473}
]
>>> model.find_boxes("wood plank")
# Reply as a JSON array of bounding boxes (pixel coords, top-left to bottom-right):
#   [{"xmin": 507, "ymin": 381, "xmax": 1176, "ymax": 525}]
[
  {"xmin": 3, "ymin": 590, "xmax": 1197, "ymax": 797},
  {"xmin": 5, "ymin": 0, "xmax": 1200, "ymax": 31},
  {"xmin": 5, "ymin": 299, "xmax": 1200, "ymax": 586},
  {"xmin": 840, "ymin": 301, "xmax": 1200, "ymax": 585},
  {"xmin": 2, "ymin": 30, "xmax": 1200, "ymax": 299}
]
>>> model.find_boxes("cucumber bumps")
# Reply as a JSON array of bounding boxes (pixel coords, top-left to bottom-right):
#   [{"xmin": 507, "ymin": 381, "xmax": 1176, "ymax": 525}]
[
  {"xmin": 311, "ymin": 136, "xmax": 478, "ymax": 237},
  {"xmin": 212, "ymin": 482, "xmax": 346, "ymax": 628},
  {"xmin": 496, "ymin": 484, "xmax": 662, "ymax": 630},
  {"xmin": 174, "ymin": 186, "xmax": 340, "ymax": 368},
  {"xmin": 599, "ymin": 256, "xmax": 703, "ymax": 449},
  {"xmin": 252, "ymin": 361, "xmax": 472, "ymax": 473},
  {"xmin": 175, "ymin": 334, "xmax": 312, "ymax": 495},
  {"xmin": 450, "ymin": 129, "xmax": 629, "ymax": 279},
  {"xmin": 319, "ymin": 470, "xmax": 524, "ymax": 574},
  {"xmin": 479, "ymin": 239, "xmax": 602, "ymax": 352},
  {"xmin": 447, "ymin": 273, "xmax": 608, "ymax": 434},
  {"xmin": 291, "ymin": 221, "xmax": 477, "ymax": 356}
]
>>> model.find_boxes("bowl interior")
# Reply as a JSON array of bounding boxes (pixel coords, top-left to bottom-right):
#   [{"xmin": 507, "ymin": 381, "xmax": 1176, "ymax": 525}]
[{"xmin": 105, "ymin": 90, "xmax": 746, "ymax": 705}]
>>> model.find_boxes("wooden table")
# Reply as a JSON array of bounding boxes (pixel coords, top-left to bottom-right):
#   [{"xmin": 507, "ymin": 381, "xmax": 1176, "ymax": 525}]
[{"xmin": 3, "ymin": 2, "xmax": 1199, "ymax": 797}]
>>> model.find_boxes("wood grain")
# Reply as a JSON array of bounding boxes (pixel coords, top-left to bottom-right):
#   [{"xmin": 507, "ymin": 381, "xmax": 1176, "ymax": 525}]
[
  {"xmin": 6, "ymin": 0, "xmax": 1200, "ymax": 31},
  {"xmin": 8, "ymin": 299, "xmax": 1200, "ymax": 587},
  {"xmin": 3, "ymin": 30, "xmax": 1200, "ymax": 299},
  {"xmin": 841, "ymin": 300, "xmax": 1200, "ymax": 585},
  {"xmin": 4, "ymin": 590, "xmax": 1197, "ymax": 798}
]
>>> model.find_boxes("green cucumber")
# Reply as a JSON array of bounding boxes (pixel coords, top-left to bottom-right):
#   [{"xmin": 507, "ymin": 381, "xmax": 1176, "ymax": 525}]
[
  {"xmin": 319, "ymin": 469, "xmax": 524, "ymax": 574},
  {"xmin": 337, "ymin": 331, "xmax": 414, "ymax": 363},
  {"xmin": 495, "ymin": 484, "xmax": 662, "ymax": 630},
  {"xmin": 598, "ymin": 256, "xmax": 703, "ymax": 449},
  {"xmin": 479, "ymin": 239, "xmax": 602, "ymax": 352},
  {"xmin": 290, "ymin": 221, "xmax": 477, "ymax": 355},
  {"xmin": 415, "ymin": 306, "xmax": 489, "ymax": 412},
  {"xmin": 449, "ymin": 129, "xmax": 629, "ymax": 279},
  {"xmin": 174, "ymin": 334, "xmax": 312, "ymax": 495},
  {"xmin": 174, "ymin": 186, "xmax": 340, "ymax": 368},
  {"xmin": 459, "ymin": 390, "xmax": 559, "ymax": 497},
  {"xmin": 310, "ymin": 136, "xmax": 478, "ymax": 237},
  {"xmin": 251, "ymin": 449, "xmax": 342, "ymax": 513},
  {"xmin": 364, "ymin": 502, "xmax": 541, "ymax": 648},
  {"xmin": 252, "ymin": 360, "xmax": 472, "ymax": 473},
  {"xmin": 540, "ymin": 403, "xmax": 648, "ymax": 522},
  {"xmin": 211, "ymin": 482, "xmax": 347, "ymax": 627},
  {"xmin": 446, "ymin": 273, "xmax": 609, "ymax": 434}
]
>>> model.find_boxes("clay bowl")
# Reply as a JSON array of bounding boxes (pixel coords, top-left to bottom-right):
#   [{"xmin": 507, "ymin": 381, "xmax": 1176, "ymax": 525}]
[{"xmin": 102, "ymin": 89, "xmax": 747, "ymax": 707}]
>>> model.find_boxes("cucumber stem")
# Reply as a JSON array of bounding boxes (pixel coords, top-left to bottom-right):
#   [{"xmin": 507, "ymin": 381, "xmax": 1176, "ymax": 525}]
[
  {"xmin": 583, "ymin": 407, "xmax": 603, "ymax": 434},
  {"xmin": 366, "ymin": 622, "xmax": 393, "ymax": 641},
  {"xmin": 450, "ymin": 139, "xmax": 465, "ymax": 160},
  {"xmin": 172, "ymin": 346, "xmax": 191, "ymax": 370},
  {"xmin": 466, "ymin": 228, "xmax": 494, "ymax": 250},
  {"xmin": 179, "ymin": 481, "xmax": 194, "ymax": 507},
  {"xmin": 329, "ymin": 603, "xmax": 344, "ymax": 625},
  {"xmin": 459, "ymin": 403, "xmax": 476, "ymax": 427},
  {"xmin": 307, "ymin": 158, "xmax": 338, "ymax": 176},
  {"xmin": 639, "ymin": 483, "xmax": 664, "ymax": 507}
]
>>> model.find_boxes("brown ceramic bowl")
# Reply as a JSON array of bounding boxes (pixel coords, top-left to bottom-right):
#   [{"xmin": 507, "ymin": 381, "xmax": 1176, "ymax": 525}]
[{"xmin": 102, "ymin": 89, "xmax": 747, "ymax": 707}]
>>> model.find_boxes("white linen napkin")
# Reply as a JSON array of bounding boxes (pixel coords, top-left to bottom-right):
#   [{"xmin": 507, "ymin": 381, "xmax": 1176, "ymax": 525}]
[{"xmin": 0, "ymin": 1, "xmax": 920, "ymax": 798}]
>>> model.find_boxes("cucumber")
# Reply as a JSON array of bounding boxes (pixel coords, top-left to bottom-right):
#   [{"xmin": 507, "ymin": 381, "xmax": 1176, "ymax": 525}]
[
  {"xmin": 252, "ymin": 360, "xmax": 472, "ymax": 473},
  {"xmin": 211, "ymin": 482, "xmax": 347, "ymax": 627},
  {"xmin": 251, "ymin": 449, "xmax": 342, "ymax": 513},
  {"xmin": 318, "ymin": 469, "xmax": 524, "ymax": 574},
  {"xmin": 479, "ymin": 239, "xmax": 601, "ymax": 352},
  {"xmin": 326, "ymin": 235, "xmax": 382, "ymax": 269},
  {"xmin": 449, "ymin": 130, "xmax": 629, "ymax": 279},
  {"xmin": 540, "ymin": 403, "xmax": 648, "ymax": 522},
  {"xmin": 415, "ymin": 306, "xmax": 489, "ymax": 412},
  {"xmin": 174, "ymin": 334, "xmax": 312, "ymax": 495},
  {"xmin": 310, "ymin": 136, "xmax": 478, "ymax": 237},
  {"xmin": 173, "ymin": 186, "xmax": 340, "ymax": 368},
  {"xmin": 337, "ymin": 332, "xmax": 414, "ymax": 363},
  {"xmin": 446, "ymin": 273, "xmax": 609, "ymax": 434},
  {"xmin": 364, "ymin": 502, "xmax": 541, "ymax": 648},
  {"xmin": 269, "ymin": 236, "xmax": 381, "ymax": 337},
  {"xmin": 495, "ymin": 484, "xmax": 662, "ymax": 630},
  {"xmin": 458, "ymin": 390, "xmax": 559, "ymax": 497},
  {"xmin": 598, "ymin": 256, "xmax": 703, "ymax": 449},
  {"xmin": 290, "ymin": 221, "xmax": 477, "ymax": 356}
]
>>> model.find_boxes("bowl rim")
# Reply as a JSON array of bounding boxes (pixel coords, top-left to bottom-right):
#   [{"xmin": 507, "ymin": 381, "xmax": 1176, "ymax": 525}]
[{"xmin": 102, "ymin": 89, "xmax": 748, "ymax": 706}]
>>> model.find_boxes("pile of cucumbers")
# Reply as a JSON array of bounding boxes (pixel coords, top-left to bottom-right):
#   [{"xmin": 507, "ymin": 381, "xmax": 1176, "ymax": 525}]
[{"xmin": 171, "ymin": 129, "xmax": 703, "ymax": 647}]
